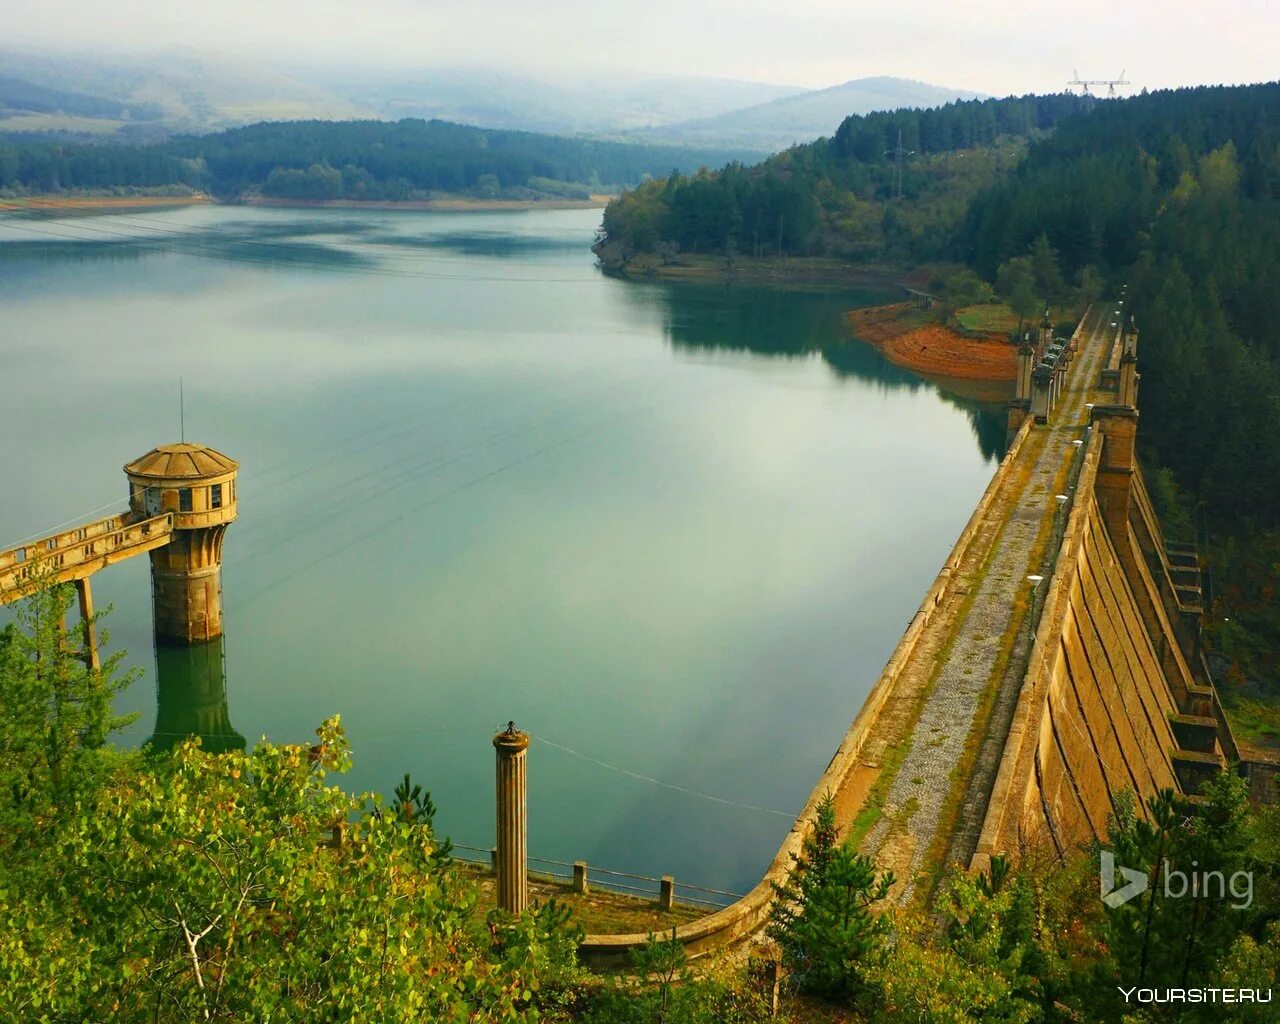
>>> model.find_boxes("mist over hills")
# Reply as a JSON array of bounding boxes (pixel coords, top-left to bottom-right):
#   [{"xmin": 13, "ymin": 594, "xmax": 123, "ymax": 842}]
[
  {"xmin": 626, "ymin": 77, "xmax": 988, "ymax": 151},
  {"xmin": 307, "ymin": 66, "xmax": 806, "ymax": 135},
  {"xmin": 0, "ymin": 48, "xmax": 983, "ymax": 155}
]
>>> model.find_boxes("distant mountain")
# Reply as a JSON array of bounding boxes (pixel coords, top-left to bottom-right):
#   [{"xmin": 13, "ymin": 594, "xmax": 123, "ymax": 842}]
[
  {"xmin": 0, "ymin": 75, "xmax": 164, "ymax": 122},
  {"xmin": 628, "ymin": 76, "xmax": 988, "ymax": 152},
  {"xmin": 306, "ymin": 67, "xmax": 807, "ymax": 135},
  {"xmin": 0, "ymin": 49, "xmax": 373, "ymax": 136},
  {"xmin": 0, "ymin": 48, "xmax": 803, "ymax": 141},
  {"xmin": 0, "ymin": 51, "xmax": 984, "ymax": 158}
]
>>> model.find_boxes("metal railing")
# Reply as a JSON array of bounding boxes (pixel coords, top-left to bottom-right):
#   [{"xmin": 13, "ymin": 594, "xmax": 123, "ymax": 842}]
[
  {"xmin": 449, "ymin": 843, "xmax": 744, "ymax": 910},
  {"xmin": 0, "ymin": 512, "xmax": 174, "ymax": 604}
]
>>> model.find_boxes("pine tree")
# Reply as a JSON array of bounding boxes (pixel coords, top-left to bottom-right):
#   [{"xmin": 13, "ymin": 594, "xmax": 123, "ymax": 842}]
[{"xmin": 767, "ymin": 793, "xmax": 894, "ymax": 1003}]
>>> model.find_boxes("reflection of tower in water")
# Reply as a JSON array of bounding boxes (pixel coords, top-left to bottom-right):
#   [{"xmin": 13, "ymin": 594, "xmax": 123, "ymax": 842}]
[{"xmin": 148, "ymin": 635, "xmax": 246, "ymax": 754}]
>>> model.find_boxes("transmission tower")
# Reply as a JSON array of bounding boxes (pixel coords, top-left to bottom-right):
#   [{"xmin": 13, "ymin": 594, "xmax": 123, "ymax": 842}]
[
  {"xmin": 884, "ymin": 129, "xmax": 914, "ymax": 200},
  {"xmin": 1067, "ymin": 68, "xmax": 1130, "ymax": 100}
]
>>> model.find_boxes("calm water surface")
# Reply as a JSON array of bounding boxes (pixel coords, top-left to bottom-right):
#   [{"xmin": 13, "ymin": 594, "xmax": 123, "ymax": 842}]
[{"xmin": 0, "ymin": 205, "xmax": 1003, "ymax": 895}]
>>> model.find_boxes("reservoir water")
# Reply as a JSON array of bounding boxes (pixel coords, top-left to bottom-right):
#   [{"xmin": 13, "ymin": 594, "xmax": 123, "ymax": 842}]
[{"xmin": 0, "ymin": 205, "xmax": 1004, "ymax": 897}]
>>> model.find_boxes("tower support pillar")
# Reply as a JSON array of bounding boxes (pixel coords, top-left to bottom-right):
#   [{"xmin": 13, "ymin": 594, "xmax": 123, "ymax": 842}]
[{"xmin": 75, "ymin": 576, "xmax": 100, "ymax": 672}]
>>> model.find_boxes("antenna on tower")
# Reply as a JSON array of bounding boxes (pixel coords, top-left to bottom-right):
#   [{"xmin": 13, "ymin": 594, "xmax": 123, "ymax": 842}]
[{"xmin": 180, "ymin": 377, "xmax": 185, "ymax": 444}]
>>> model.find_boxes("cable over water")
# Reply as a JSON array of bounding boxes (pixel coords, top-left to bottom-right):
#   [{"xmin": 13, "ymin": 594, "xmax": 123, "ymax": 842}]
[{"xmin": 530, "ymin": 731, "xmax": 800, "ymax": 820}]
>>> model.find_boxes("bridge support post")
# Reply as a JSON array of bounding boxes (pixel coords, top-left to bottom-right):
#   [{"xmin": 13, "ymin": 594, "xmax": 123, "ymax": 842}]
[
  {"xmin": 75, "ymin": 577, "xmax": 100, "ymax": 673},
  {"xmin": 1016, "ymin": 341, "xmax": 1034, "ymax": 402},
  {"xmin": 493, "ymin": 723, "xmax": 530, "ymax": 915}
]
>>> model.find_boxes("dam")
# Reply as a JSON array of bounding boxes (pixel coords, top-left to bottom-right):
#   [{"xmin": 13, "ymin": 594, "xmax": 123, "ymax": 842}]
[{"xmin": 576, "ymin": 300, "xmax": 1279, "ymax": 962}]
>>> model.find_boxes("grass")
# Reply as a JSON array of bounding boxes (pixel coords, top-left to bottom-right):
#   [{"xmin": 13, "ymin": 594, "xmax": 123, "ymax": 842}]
[
  {"xmin": 845, "ymin": 733, "xmax": 912, "ymax": 851},
  {"xmin": 458, "ymin": 863, "xmax": 707, "ymax": 934},
  {"xmin": 954, "ymin": 302, "xmax": 1078, "ymax": 337},
  {"xmin": 1221, "ymin": 695, "xmax": 1280, "ymax": 750},
  {"xmin": 954, "ymin": 303, "xmax": 1022, "ymax": 334}
]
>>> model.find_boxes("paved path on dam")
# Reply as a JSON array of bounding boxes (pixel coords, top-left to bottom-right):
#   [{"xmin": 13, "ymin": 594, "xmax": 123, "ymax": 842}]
[{"xmin": 853, "ymin": 307, "xmax": 1113, "ymax": 904}]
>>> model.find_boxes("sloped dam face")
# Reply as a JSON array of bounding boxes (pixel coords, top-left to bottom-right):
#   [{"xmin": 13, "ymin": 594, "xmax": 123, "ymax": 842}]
[{"xmin": 0, "ymin": 205, "xmax": 1004, "ymax": 895}]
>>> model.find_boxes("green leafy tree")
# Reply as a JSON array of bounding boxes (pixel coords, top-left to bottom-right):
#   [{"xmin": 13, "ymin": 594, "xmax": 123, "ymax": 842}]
[
  {"xmin": 579, "ymin": 929, "xmax": 768, "ymax": 1024},
  {"xmin": 996, "ymin": 256, "xmax": 1041, "ymax": 332},
  {"xmin": 0, "ymin": 569, "xmax": 138, "ymax": 814},
  {"xmin": 0, "ymin": 715, "xmax": 577, "ymax": 1022},
  {"xmin": 943, "ymin": 268, "xmax": 997, "ymax": 306},
  {"xmin": 1028, "ymin": 232, "xmax": 1066, "ymax": 305}
]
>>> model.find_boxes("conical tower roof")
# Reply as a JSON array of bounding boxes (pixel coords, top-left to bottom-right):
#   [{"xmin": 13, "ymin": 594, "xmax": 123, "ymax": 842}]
[{"xmin": 124, "ymin": 443, "xmax": 238, "ymax": 480}]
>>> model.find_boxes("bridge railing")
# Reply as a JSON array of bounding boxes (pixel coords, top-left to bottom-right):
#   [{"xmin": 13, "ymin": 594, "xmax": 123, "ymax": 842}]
[{"xmin": 0, "ymin": 512, "xmax": 174, "ymax": 602}]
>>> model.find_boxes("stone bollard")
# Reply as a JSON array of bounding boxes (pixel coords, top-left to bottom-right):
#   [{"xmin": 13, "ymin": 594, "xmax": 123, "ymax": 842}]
[
  {"xmin": 493, "ymin": 722, "xmax": 530, "ymax": 915},
  {"xmin": 490, "ymin": 846, "xmax": 498, "ymax": 871},
  {"xmin": 573, "ymin": 861, "xmax": 589, "ymax": 894},
  {"xmin": 659, "ymin": 875, "xmax": 675, "ymax": 911}
]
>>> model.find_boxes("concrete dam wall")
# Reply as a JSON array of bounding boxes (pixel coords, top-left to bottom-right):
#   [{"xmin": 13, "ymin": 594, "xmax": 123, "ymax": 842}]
[{"xmin": 974, "ymin": 438, "xmax": 1190, "ymax": 860}]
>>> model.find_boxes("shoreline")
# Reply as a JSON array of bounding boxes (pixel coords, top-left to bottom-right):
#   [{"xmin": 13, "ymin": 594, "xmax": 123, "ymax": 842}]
[
  {"xmin": 245, "ymin": 194, "xmax": 613, "ymax": 212},
  {"xmin": 0, "ymin": 193, "xmax": 612, "ymax": 213},
  {"xmin": 0, "ymin": 194, "xmax": 213, "ymax": 211},
  {"xmin": 846, "ymin": 301, "xmax": 1017, "ymax": 383},
  {"xmin": 597, "ymin": 252, "xmax": 920, "ymax": 291}
]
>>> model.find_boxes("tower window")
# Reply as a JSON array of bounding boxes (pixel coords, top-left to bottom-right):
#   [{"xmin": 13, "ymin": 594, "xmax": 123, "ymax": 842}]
[
  {"xmin": 211, "ymin": 483, "xmax": 223, "ymax": 509},
  {"xmin": 179, "ymin": 488, "xmax": 193, "ymax": 512}
]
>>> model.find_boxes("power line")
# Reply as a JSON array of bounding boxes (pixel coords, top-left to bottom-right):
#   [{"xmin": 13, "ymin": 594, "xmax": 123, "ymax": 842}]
[
  {"xmin": 531, "ymin": 731, "xmax": 800, "ymax": 820},
  {"xmin": 6, "ymin": 496, "xmax": 129, "ymax": 548}
]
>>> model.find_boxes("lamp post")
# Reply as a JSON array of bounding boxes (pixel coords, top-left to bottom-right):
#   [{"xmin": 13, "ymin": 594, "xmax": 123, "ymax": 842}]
[{"xmin": 1026, "ymin": 574, "xmax": 1045, "ymax": 645}]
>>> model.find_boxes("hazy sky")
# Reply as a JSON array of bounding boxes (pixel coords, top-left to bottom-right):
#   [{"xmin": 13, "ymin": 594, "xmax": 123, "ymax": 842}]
[{"xmin": 3, "ymin": 0, "xmax": 1276, "ymax": 94}]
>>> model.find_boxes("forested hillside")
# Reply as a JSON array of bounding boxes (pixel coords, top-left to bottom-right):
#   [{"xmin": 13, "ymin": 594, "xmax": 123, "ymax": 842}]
[
  {"xmin": 0, "ymin": 118, "xmax": 758, "ymax": 200},
  {"xmin": 600, "ymin": 81, "xmax": 1280, "ymax": 690},
  {"xmin": 598, "ymin": 94, "xmax": 1089, "ymax": 262},
  {"xmin": 960, "ymin": 83, "xmax": 1280, "ymax": 691}
]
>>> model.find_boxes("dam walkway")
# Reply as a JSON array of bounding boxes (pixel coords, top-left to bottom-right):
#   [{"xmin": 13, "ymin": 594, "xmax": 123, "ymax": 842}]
[{"xmin": 853, "ymin": 307, "xmax": 1111, "ymax": 900}]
